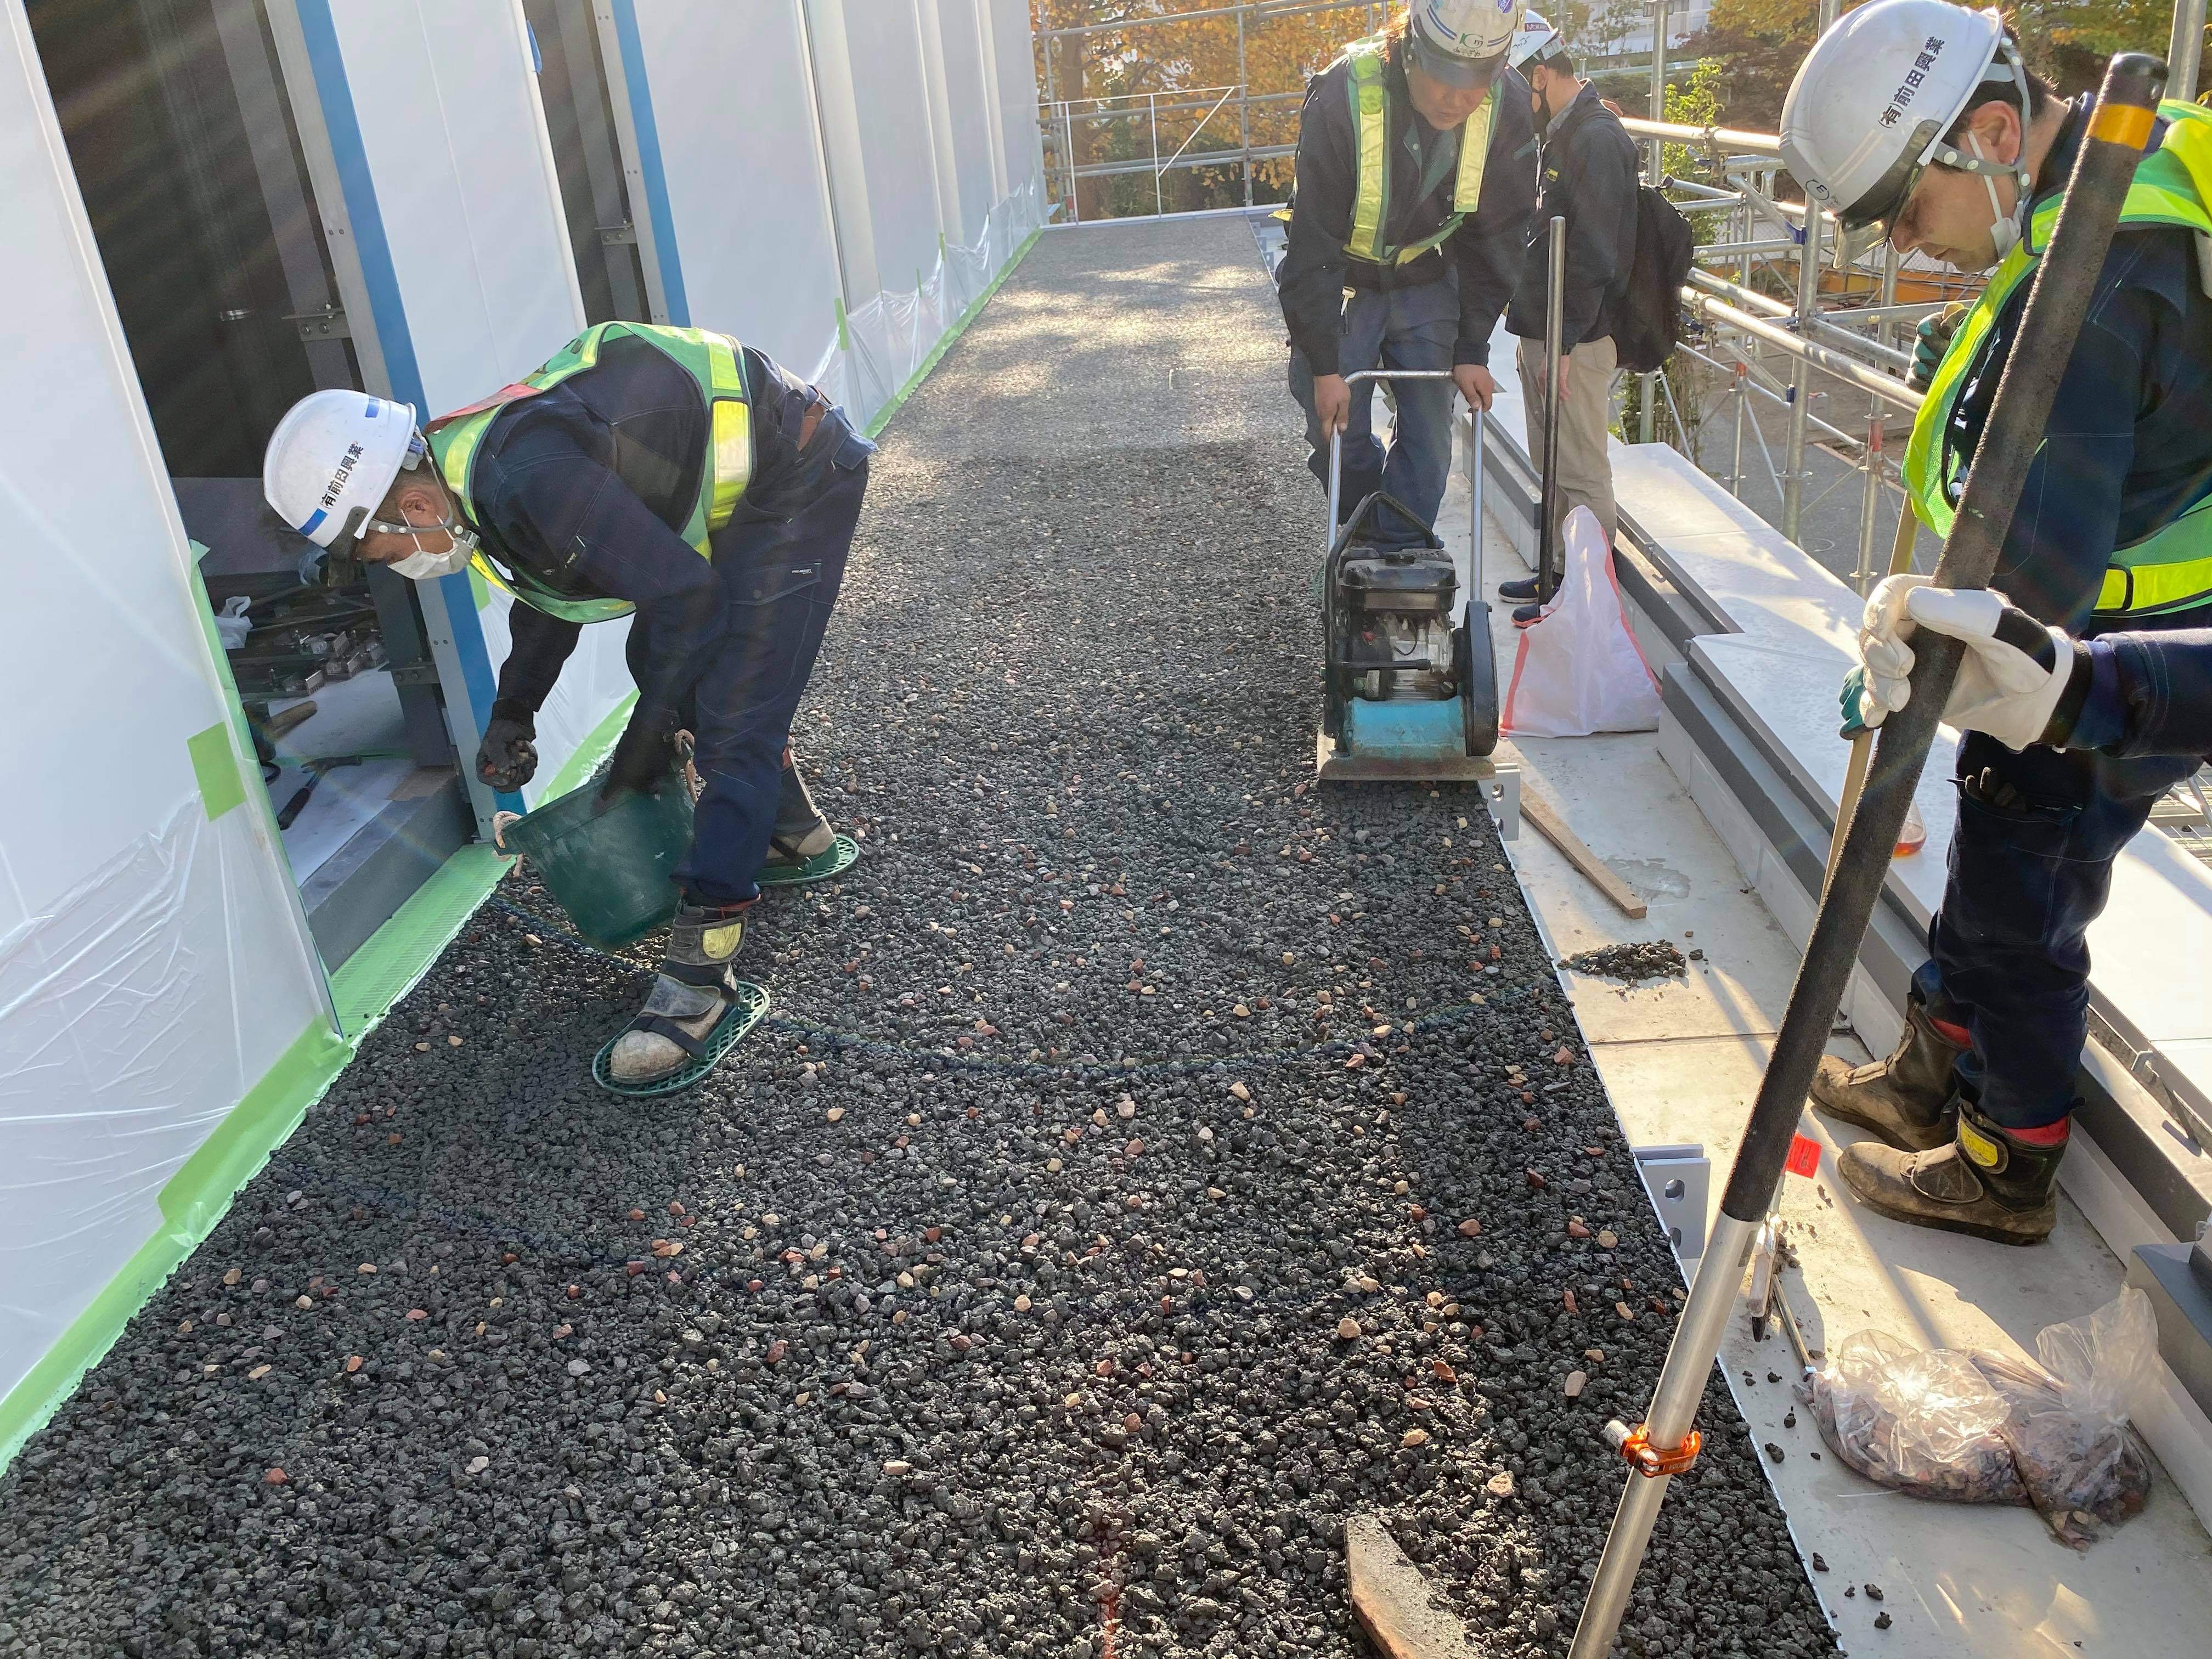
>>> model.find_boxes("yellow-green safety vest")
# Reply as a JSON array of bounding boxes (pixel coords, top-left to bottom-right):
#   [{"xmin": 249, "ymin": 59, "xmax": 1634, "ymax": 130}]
[
  {"xmin": 1904, "ymin": 100, "xmax": 2212, "ymax": 617},
  {"xmin": 1337, "ymin": 33, "xmax": 1496, "ymax": 267},
  {"xmin": 426, "ymin": 321, "xmax": 755, "ymax": 624}
]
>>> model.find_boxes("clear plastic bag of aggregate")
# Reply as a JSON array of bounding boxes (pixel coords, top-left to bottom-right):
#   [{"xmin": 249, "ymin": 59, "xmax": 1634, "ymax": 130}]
[{"xmin": 1798, "ymin": 1289, "xmax": 2157, "ymax": 1546}]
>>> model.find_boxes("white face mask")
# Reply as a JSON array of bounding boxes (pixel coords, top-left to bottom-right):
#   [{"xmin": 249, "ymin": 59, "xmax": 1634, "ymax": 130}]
[{"xmin": 389, "ymin": 540, "xmax": 475, "ymax": 581}]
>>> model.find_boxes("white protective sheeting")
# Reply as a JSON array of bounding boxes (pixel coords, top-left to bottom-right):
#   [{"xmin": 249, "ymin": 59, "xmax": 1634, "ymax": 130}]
[
  {"xmin": 627, "ymin": 4, "xmax": 843, "ymax": 369},
  {"xmin": 841, "ymin": 0, "xmax": 947, "ymax": 302},
  {"xmin": 932, "ymin": 0, "xmax": 1002, "ymax": 245},
  {"xmin": 312, "ymin": 2, "xmax": 613, "ymax": 807},
  {"xmin": 809, "ymin": 179, "xmax": 1044, "ymax": 433},
  {"xmin": 0, "ymin": 1, "xmax": 331, "ymax": 1406},
  {"xmin": 990, "ymin": 0, "xmax": 1044, "ymax": 196}
]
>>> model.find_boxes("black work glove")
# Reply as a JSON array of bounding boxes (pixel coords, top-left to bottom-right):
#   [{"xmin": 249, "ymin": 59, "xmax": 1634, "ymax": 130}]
[
  {"xmin": 600, "ymin": 705, "xmax": 681, "ymax": 802},
  {"xmin": 476, "ymin": 703, "xmax": 539, "ymax": 791}
]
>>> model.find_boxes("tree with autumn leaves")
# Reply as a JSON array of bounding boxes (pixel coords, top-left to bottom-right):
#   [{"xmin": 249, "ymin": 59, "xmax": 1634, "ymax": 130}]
[{"xmin": 1687, "ymin": 0, "xmax": 2198, "ymax": 132}]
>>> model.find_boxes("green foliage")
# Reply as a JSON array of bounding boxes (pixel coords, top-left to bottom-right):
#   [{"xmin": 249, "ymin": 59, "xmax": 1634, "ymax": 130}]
[{"xmin": 1689, "ymin": 0, "xmax": 2199, "ymax": 132}]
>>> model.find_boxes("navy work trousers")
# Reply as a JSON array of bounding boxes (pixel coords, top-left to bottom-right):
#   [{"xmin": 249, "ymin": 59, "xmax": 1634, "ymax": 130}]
[
  {"xmin": 636, "ymin": 413, "xmax": 871, "ymax": 908},
  {"xmin": 1922, "ymin": 730, "xmax": 2198, "ymax": 1128},
  {"xmin": 1287, "ymin": 276, "xmax": 1459, "ymax": 548}
]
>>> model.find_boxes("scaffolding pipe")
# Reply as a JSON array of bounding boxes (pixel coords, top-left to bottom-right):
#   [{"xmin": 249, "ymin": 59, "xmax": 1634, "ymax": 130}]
[
  {"xmin": 1781, "ymin": 204, "xmax": 1823, "ymax": 542},
  {"xmin": 2171, "ymin": 0, "xmax": 2206, "ymax": 101},
  {"xmin": 1689, "ymin": 269, "xmax": 1918, "ymax": 374},
  {"xmin": 1618, "ymin": 115, "xmax": 1782, "ymax": 156},
  {"xmin": 1038, "ymin": 0, "xmax": 1368, "ymax": 41},
  {"xmin": 1238, "ymin": 8, "xmax": 1252, "ymax": 207},
  {"xmin": 1683, "ymin": 292, "xmax": 1925, "ymax": 412}
]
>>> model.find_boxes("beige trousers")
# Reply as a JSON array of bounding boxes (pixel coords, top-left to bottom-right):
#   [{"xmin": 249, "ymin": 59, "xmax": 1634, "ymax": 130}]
[{"xmin": 1515, "ymin": 334, "xmax": 1618, "ymax": 549}]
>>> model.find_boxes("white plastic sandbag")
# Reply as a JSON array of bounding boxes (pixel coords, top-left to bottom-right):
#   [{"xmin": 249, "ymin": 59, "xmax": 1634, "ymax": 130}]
[
  {"xmin": 1799, "ymin": 1289, "xmax": 2158, "ymax": 1548},
  {"xmin": 1501, "ymin": 506, "xmax": 1661, "ymax": 736}
]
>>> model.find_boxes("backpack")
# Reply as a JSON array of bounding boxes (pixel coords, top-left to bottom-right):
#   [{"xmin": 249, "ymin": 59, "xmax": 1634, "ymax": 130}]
[{"xmin": 1614, "ymin": 184, "xmax": 1694, "ymax": 374}]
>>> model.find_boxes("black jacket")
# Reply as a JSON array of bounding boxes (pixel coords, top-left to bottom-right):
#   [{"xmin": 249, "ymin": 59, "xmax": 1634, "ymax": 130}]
[
  {"xmin": 1935, "ymin": 97, "xmax": 2212, "ymax": 637},
  {"xmin": 1506, "ymin": 83, "xmax": 1638, "ymax": 353},
  {"xmin": 468, "ymin": 336, "xmax": 830, "ymax": 726},
  {"xmin": 1276, "ymin": 44, "xmax": 1537, "ymax": 376},
  {"xmin": 2072, "ymin": 631, "xmax": 2212, "ymax": 757}
]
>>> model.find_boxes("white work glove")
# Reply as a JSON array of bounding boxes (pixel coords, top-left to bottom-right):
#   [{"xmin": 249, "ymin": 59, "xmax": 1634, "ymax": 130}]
[{"xmin": 1841, "ymin": 574, "xmax": 2073, "ymax": 751}]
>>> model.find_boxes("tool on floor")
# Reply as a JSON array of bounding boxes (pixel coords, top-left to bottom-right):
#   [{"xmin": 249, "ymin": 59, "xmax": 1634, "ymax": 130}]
[
  {"xmin": 1566, "ymin": 54, "xmax": 2163, "ymax": 1659},
  {"xmin": 1346, "ymin": 1514, "xmax": 1496, "ymax": 1659},
  {"xmin": 1521, "ymin": 785, "xmax": 1646, "ymax": 918},
  {"xmin": 274, "ymin": 754, "xmax": 363, "ymax": 830},
  {"xmin": 1537, "ymin": 213, "xmax": 1566, "ymax": 607},
  {"xmin": 1313, "ymin": 370, "xmax": 1519, "ymax": 838}
]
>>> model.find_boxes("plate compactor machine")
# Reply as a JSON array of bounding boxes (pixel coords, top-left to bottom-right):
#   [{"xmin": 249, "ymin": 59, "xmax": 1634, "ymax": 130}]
[{"xmin": 1314, "ymin": 369, "xmax": 1513, "ymax": 832}]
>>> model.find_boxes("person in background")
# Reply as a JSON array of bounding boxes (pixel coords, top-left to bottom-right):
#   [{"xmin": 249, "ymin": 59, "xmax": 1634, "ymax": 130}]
[
  {"xmin": 1497, "ymin": 16, "xmax": 1638, "ymax": 623},
  {"xmin": 1278, "ymin": 0, "xmax": 1538, "ymax": 549}
]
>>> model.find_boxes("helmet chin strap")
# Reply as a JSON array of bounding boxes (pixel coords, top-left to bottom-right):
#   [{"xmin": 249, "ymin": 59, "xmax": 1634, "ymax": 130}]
[{"xmin": 1930, "ymin": 37, "xmax": 2035, "ymax": 261}]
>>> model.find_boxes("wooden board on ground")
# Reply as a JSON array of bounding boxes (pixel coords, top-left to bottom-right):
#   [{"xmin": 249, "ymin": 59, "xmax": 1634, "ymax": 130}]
[
  {"xmin": 1521, "ymin": 785, "xmax": 1647, "ymax": 919},
  {"xmin": 1346, "ymin": 1513, "xmax": 1492, "ymax": 1659}
]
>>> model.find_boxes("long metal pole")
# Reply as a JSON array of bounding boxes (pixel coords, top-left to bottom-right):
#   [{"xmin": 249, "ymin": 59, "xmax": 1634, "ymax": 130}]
[
  {"xmin": 1238, "ymin": 7, "xmax": 1254, "ymax": 207},
  {"xmin": 1780, "ymin": 202, "xmax": 1821, "ymax": 541},
  {"xmin": 1151, "ymin": 92, "xmax": 1163, "ymax": 217},
  {"xmin": 1566, "ymin": 53, "xmax": 2165, "ymax": 1659},
  {"xmin": 1539, "ymin": 215, "xmax": 1567, "ymax": 600},
  {"xmin": 1646, "ymin": 0, "xmax": 1667, "ymax": 181},
  {"xmin": 2171, "ymin": 0, "xmax": 2205, "ymax": 101}
]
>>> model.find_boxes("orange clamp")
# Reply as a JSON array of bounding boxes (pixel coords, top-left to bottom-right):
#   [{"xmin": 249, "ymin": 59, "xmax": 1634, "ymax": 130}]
[{"xmin": 1617, "ymin": 1424, "xmax": 1702, "ymax": 1477}]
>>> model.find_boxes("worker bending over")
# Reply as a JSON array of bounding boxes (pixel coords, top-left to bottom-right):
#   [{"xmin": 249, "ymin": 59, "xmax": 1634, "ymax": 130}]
[
  {"xmin": 1783, "ymin": 0, "xmax": 2212, "ymax": 1243},
  {"xmin": 1278, "ymin": 0, "xmax": 1538, "ymax": 548},
  {"xmin": 265, "ymin": 324, "xmax": 872, "ymax": 1087}
]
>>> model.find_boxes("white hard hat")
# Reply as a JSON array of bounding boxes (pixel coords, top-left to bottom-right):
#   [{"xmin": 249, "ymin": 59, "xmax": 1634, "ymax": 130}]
[
  {"xmin": 1408, "ymin": 0, "xmax": 1528, "ymax": 86},
  {"xmin": 1780, "ymin": 0, "xmax": 2028, "ymax": 232},
  {"xmin": 1508, "ymin": 9, "xmax": 1562, "ymax": 71},
  {"xmin": 262, "ymin": 388, "xmax": 421, "ymax": 549}
]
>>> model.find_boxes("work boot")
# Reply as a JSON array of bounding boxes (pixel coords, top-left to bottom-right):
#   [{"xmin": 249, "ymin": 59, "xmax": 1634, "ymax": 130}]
[
  {"xmin": 1837, "ymin": 1096, "xmax": 2066, "ymax": 1245},
  {"xmin": 1498, "ymin": 575, "xmax": 1539, "ymax": 602},
  {"xmin": 606, "ymin": 898, "xmax": 752, "ymax": 1085},
  {"xmin": 1511, "ymin": 600, "xmax": 1545, "ymax": 627},
  {"xmin": 760, "ymin": 748, "xmax": 837, "ymax": 872},
  {"xmin": 1809, "ymin": 987, "xmax": 1966, "ymax": 1152}
]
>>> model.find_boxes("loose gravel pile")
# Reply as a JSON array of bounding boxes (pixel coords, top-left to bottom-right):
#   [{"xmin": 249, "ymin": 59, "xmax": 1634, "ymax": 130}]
[
  {"xmin": 1561, "ymin": 943, "xmax": 1688, "ymax": 986},
  {"xmin": 0, "ymin": 219, "xmax": 1831, "ymax": 1659}
]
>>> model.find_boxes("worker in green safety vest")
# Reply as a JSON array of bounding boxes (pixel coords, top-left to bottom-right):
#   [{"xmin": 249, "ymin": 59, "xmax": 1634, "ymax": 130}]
[
  {"xmin": 1278, "ymin": 0, "xmax": 1539, "ymax": 549},
  {"xmin": 264, "ymin": 323, "xmax": 874, "ymax": 1087},
  {"xmin": 1781, "ymin": 0, "xmax": 2212, "ymax": 1244}
]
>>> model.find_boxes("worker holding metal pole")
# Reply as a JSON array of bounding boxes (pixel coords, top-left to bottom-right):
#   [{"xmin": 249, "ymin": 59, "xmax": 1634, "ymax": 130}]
[
  {"xmin": 1501, "ymin": 16, "xmax": 1639, "ymax": 619},
  {"xmin": 1569, "ymin": 46, "xmax": 2167, "ymax": 1659},
  {"xmin": 1278, "ymin": 0, "xmax": 1539, "ymax": 554},
  {"xmin": 263, "ymin": 326, "xmax": 872, "ymax": 1093},
  {"xmin": 1786, "ymin": 0, "xmax": 2212, "ymax": 1245}
]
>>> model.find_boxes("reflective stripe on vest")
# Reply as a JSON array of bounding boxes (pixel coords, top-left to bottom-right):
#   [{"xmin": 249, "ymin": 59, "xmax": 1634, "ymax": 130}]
[
  {"xmin": 426, "ymin": 321, "xmax": 755, "ymax": 624},
  {"xmin": 1340, "ymin": 34, "xmax": 1495, "ymax": 267},
  {"xmin": 1904, "ymin": 101, "xmax": 2212, "ymax": 617}
]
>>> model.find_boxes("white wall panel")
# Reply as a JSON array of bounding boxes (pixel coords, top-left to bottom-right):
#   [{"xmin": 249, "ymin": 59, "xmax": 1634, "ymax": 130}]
[
  {"xmin": 319, "ymin": 0, "xmax": 584, "ymax": 413},
  {"xmin": 0, "ymin": 0, "xmax": 331, "ymax": 1408},
  {"xmin": 933, "ymin": 0, "xmax": 998, "ymax": 245},
  {"xmin": 990, "ymin": 0, "xmax": 1041, "ymax": 195},
  {"xmin": 626, "ymin": 3, "xmax": 842, "ymax": 369},
  {"xmin": 843, "ymin": 1, "xmax": 946, "ymax": 295}
]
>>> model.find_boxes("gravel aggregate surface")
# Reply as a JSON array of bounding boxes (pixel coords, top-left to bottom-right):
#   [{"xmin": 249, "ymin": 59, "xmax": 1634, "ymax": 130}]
[{"xmin": 0, "ymin": 218, "xmax": 1831, "ymax": 1659}]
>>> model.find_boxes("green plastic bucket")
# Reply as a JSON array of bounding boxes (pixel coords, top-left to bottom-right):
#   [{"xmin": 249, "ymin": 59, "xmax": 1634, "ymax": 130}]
[{"xmin": 499, "ymin": 778, "xmax": 695, "ymax": 950}]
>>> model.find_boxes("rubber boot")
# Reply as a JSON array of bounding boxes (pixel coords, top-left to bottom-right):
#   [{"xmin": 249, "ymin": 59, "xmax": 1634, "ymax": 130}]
[
  {"xmin": 1836, "ymin": 1096, "xmax": 2066, "ymax": 1245},
  {"xmin": 606, "ymin": 898, "xmax": 752, "ymax": 1085},
  {"xmin": 1809, "ymin": 988, "xmax": 1965, "ymax": 1152},
  {"xmin": 761, "ymin": 748, "xmax": 836, "ymax": 872}
]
